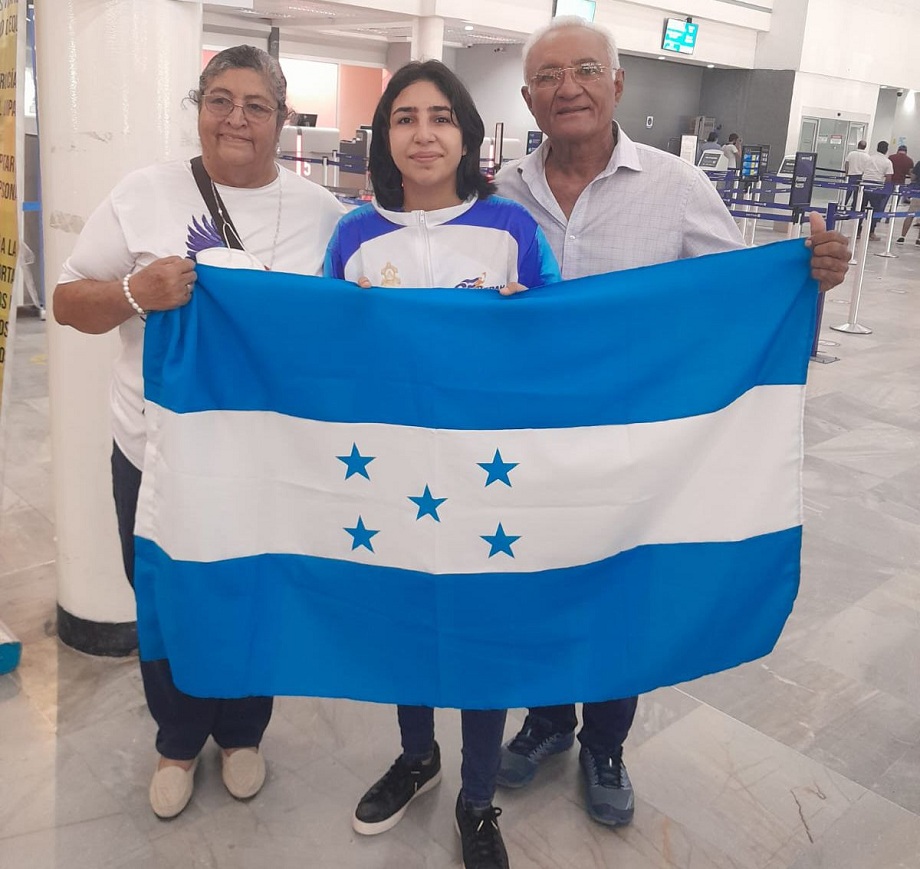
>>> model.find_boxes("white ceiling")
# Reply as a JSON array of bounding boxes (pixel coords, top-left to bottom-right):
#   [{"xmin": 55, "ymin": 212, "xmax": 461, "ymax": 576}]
[{"xmin": 206, "ymin": 0, "xmax": 527, "ymax": 49}]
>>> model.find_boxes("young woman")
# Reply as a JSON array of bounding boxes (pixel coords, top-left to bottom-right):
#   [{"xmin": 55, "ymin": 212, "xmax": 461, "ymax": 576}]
[{"xmin": 324, "ymin": 60, "xmax": 559, "ymax": 869}]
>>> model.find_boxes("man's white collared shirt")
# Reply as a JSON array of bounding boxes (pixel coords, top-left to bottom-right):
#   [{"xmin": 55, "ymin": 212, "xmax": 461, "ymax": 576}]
[{"xmin": 495, "ymin": 125, "xmax": 744, "ymax": 280}]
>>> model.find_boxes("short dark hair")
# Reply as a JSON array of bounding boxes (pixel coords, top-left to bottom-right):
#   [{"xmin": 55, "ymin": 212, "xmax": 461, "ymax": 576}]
[
  {"xmin": 369, "ymin": 60, "xmax": 495, "ymax": 210},
  {"xmin": 877, "ymin": 140, "xmax": 889, "ymax": 154},
  {"xmin": 728, "ymin": 132, "xmax": 739, "ymax": 143},
  {"xmin": 706, "ymin": 131, "xmax": 718, "ymax": 142}
]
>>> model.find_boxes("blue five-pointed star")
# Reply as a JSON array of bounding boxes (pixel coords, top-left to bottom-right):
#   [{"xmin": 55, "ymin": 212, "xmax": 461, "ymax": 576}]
[
  {"xmin": 478, "ymin": 449, "xmax": 518, "ymax": 487},
  {"xmin": 481, "ymin": 522, "xmax": 521, "ymax": 558},
  {"xmin": 337, "ymin": 443, "xmax": 376, "ymax": 480},
  {"xmin": 408, "ymin": 485, "xmax": 448, "ymax": 522},
  {"xmin": 344, "ymin": 516, "xmax": 379, "ymax": 552}
]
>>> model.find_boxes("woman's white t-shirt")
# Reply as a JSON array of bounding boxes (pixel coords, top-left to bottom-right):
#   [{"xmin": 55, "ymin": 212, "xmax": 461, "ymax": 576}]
[{"xmin": 58, "ymin": 160, "xmax": 345, "ymax": 468}]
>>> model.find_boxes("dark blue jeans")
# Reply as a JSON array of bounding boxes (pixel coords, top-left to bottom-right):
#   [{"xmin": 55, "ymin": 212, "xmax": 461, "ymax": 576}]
[
  {"xmin": 863, "ymin": 190, "xmax": 890, "ymax": 234},
  {"xmin": 112, "ymin": 443, "xmax": 273, "ymax": 760},
  {"xmin": 528, "ymin": 697, "xmax": 639, "ymax": 756},
  {"xmin": 398, "ymin": 704, "xmax": 507, "ymax": 810}
]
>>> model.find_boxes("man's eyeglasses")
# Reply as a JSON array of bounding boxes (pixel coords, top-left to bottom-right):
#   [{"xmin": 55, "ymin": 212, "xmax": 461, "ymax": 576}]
[
  {"xmin": 202, "ymin": 94, "xmax": 279, "ymax": 123},
  {"xmin": 529, "ymin": 62, "xmax": 613, "ymax": 89}
]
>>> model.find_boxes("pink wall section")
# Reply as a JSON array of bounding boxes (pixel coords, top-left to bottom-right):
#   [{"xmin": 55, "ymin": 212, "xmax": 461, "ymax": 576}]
[
  {"xmin": 281, "ymin": 58, "xmax": 338, "ymax": 128},
  {"xmin": 338, "ymin": 65, "xmax": 385, "ymax": 138}
]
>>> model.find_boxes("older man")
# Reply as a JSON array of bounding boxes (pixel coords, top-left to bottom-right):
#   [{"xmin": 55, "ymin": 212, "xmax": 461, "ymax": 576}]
[{"xmin": 494, "ymin": 16, "xmax": 850, "ymax": 829}]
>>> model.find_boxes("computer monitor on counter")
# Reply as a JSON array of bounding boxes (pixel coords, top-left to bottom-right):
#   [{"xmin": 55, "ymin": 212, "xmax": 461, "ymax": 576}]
[{"xmin": 293, "ymin": 113, "xmax": 317, "ymax": 128}]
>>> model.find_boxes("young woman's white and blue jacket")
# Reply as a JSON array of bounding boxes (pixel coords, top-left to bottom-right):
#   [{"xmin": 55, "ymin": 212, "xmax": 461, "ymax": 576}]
[{"xmin": 324, "ymin": 195, "xmax": 561, "ymax": 289}]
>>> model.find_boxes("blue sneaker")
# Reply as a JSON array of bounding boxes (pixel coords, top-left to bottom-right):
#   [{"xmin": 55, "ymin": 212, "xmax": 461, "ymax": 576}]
[
  {"xmin": 495, "ymin": 715, "xmax": 574, "ymax": 788},
  {"xmin": 578, "ymin": 745, "xmax": 634, "ymax": 826}
]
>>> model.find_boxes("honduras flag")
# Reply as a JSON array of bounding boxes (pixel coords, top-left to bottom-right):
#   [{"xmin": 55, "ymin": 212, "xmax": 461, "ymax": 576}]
[{"xmin": 135, "ymin": 240, "xmax": 816, "ymax": 709}]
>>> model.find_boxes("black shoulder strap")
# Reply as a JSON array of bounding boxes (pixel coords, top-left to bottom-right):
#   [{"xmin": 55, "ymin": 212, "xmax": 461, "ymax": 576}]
[{"xmin": 190, "ymin": 156, "xmax": 245, "ymax": 251}]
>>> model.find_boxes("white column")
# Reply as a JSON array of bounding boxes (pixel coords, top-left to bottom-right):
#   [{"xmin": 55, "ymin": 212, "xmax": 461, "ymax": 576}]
[
  {"xmin": 412, "ymin": 16, "xmax": 444, "ymax": 62},
  {"xmin": 37, "ymin": 0, "xmax": 201, "ymax": 653}
]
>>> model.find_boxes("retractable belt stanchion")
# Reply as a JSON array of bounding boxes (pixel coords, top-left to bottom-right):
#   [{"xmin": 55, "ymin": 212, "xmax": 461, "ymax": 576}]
[
  {"xmin": 875, "ymin": 184, "xmax": 903, "ymax": 259},
  {"xmin": 810, "ymin": 203, "xmax": 839, "ymax": 364},
  {"xmin": 831, "ymin": 205, "xmax": 873, "ymax": 336},
  {"xmin": 848, "ymin": 184, "xmax": 863, "ymax": 265}
]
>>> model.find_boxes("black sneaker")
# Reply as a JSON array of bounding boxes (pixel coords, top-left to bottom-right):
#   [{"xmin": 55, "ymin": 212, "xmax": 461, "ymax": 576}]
[
  {"xmin": 578, "ymin": 745, "xmax": 635, "ymax": 827},
  {"xmin": 896, "ymin": 237, "xmax": 906, "ymax": 244},
  {"xmin": 455, "ymin": 792, "xmax": 510, "ymax": 869},
  {"xmin": 352, "ymin": 742, "xmax": 441, "ymax": 835}
]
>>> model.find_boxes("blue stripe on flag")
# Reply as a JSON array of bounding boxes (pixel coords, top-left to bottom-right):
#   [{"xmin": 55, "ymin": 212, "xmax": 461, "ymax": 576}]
[
  {"xmin": 135, "ymin": 528, "xmax": 801, "ymax": 708},
  {"xmin": 143, "ymin": 240, "xmax": 816, "ymax": 429}
]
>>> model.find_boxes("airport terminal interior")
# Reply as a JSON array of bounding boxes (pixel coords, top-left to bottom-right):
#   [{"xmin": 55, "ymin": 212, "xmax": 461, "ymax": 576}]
[{"xmin": 2, "ymin": 0, "xmax": 920, "ymax": 866}]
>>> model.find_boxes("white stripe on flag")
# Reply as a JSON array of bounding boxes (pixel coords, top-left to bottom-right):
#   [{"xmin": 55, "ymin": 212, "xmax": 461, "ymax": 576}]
[{"xmin": 136, "ymin": 384, "xmax": 803, "ymax": 573}]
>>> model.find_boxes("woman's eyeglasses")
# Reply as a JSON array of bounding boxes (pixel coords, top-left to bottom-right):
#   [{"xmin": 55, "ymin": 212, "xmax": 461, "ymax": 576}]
[
  {"xmin": 529, "ymin": 62, "xmax": 613, "ymax": 90},
  {"xmin": 202, "ymin": 94, "xmax": 278, "ymax": 123}
]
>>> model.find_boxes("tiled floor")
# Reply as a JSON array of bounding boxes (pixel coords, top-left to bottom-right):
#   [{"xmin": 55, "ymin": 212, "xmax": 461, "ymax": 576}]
[{"xmin": 1, "ymin": 227, "xmax": 919, "ymax": 868}]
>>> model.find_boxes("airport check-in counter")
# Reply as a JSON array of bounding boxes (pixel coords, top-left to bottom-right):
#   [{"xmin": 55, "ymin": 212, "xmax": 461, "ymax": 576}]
[{"xmin": 279, "ymin": 125, "xmax": 341, "ymax": 186}]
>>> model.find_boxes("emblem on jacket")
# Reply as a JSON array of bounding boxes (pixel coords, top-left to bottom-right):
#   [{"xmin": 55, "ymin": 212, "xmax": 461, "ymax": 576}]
[
  {"xmin": 455, "ymin": 274, "xmax": 486, "ymax": 289},
  {"xmin": 380, "ymin": 262, "xmax": 401, "ymax": 287}
]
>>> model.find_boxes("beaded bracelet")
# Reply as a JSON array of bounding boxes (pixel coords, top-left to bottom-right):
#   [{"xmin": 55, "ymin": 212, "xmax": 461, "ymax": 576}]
[{"xmin": 121, "ymin": 274, "xmax": 146, "ymax": 316}]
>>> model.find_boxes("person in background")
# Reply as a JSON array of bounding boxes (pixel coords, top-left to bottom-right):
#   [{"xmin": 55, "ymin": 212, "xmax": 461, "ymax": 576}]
[
  {"xmin": 493, "ymin": 14, "xmax": 850, "ymax": 832},
  {"xmin": 53, "ymin": 45, "xmax": 344, "ymax": 820},
  {"xmin": 843, "ymin": 139, "xmax": 870, "ymax": 208},
  {"xmin": 325, "ymin": 59, "xmax": 559, "ymax": 869},
  {"xmin": 889, "ymin": 143, "xmax": 913, "ymax": 187},
  {"xmin": 721, "ymin": 132, "xmax": 741, "ymax": 168},
  {"xmin": 860, "ymin": 141, "xmax": 894, "ymax": 240},
  {"xmin": 896, "ymin": 155, "xmax": 920, "ymax": 244},
  {"xmin": 697, "ymin": 130, "xmax": 720, "ymax": 161}
]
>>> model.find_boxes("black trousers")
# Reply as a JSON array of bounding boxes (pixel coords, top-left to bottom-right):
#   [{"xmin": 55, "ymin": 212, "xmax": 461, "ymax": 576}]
[
  {"xmin": 112, "ymin": 443, "xmax": 273, "ymax": 760},
  {"xmin": 528, "ymin": 697, "xmax": 639, "ymax": 756}
]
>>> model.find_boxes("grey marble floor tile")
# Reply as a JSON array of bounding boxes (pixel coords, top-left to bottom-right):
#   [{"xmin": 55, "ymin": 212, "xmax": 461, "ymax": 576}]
[
  {"xmin": 0, "ymin": 504, "xmax": 56, "ymax": 574},
  {"xmin": 869, "ymin": 463, "xmax": 920, "ymax": 518},
  {"xmin": 0, "ymin": 561, "xmax": 58, "ymax": 644},
  {"xmin": 0, "ymin": 735, "xmax": 125, "ymax": 840},
  {"xmin": 788, "ymin": 603, "xmax": 920, "ymax": 713},
  {"xmin": 801, "ymin": 496, "xmax": 920, "ymax": 571},
  {"xmin": 782, "ymin": 790, "xmax": 920, "ymax": 869},
  {"xmin": 0, "ymin": 815, "xmax": 161, "ymax": 869},
  {"xmin": 807, "ymin": 422, "xmax": 920, "ymax": 480},
  {"xmin": 621, "ymin": 686, "xmax": 702, "ymax": 752},
  {"xmin": 872, "ymin": 743, "xmax": 920, "ymax": 818},
  {"xmin": 1, "ymin": 455, "xmax": 55, "ymax": 521},
  {"xmin": 687, "ymin": 643, "xmax": 920, "ymax": 793},
  {"xmin": 14, "ymin": 637, "xmax": 145, "ymax": 733},
  {"xmin": 853, "ymin": 569, "xmax": 920, "ymax": 627},
  {"xmin": 630, "ymin": 704, "xmax": 866, "ymax": 869}
]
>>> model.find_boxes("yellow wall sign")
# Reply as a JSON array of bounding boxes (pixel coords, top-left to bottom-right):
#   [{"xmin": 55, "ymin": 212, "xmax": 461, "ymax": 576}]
[{"xmin": 0, "ymin": 0, "xmax": 18, "ymax": 414}]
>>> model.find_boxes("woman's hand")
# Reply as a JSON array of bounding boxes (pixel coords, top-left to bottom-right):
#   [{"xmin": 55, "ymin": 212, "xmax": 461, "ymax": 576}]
[
  {"xmin": 499, "ymin": 282, "xmax": 527, "ymax": 296},
  {"xmin": 128, "ymin": 256, "xmax": 197, "ymax": 311},
  {"xmin": 356, "ymin": 277, "xmax": 372, "ymax": 289}
]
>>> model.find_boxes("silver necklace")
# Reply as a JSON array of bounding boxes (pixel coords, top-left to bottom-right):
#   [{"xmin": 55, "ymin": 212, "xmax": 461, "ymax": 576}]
[
  {"xmin": 211, "ymin": 166, "xmax": 283, "ymax": 270},
  {"xmin": 266, "ymin": 167, "xmax": 283, "ymax": 271}
]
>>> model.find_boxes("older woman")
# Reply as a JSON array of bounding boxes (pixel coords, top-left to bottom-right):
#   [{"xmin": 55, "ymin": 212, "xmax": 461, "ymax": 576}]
[{"xmin": 53, "ymin": 45, "xmax": 344, "ymax": 819}]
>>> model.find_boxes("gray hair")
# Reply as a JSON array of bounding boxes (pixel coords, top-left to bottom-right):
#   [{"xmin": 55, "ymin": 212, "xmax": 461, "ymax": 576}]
[
  {"xmin": 521, "ymin": 16, "xmax": 620, "ymax": 82},
  {"xmin": 189, "ymin": 45, "xmax": 289, "ymax": 125}
]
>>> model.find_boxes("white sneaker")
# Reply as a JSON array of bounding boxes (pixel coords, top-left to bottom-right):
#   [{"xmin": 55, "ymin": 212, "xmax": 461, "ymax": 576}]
[
  {"xmin": 149, "ymin": 757, "xmax": 199, "ymax": 819},
  {"xmin": 221, "ymin": 747, "xmax": 266, "ymax": 800}
]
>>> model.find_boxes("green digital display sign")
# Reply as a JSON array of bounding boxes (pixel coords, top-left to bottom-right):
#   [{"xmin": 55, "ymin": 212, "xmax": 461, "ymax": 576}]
[{"xmin": 662, "ymin": 18, "xmax": 699, "ymax": 56}]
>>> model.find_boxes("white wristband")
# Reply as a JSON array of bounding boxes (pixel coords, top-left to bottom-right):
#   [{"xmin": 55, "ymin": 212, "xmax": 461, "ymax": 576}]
[{"xmin": 122, "ymin": 274, "xmax": 146, "ymax": 316}]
